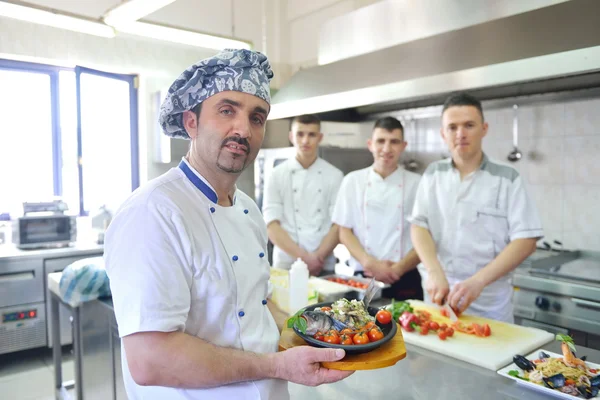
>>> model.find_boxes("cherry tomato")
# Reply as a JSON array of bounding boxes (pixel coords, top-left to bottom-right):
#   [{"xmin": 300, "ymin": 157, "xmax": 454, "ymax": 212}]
[
  {"xmin": 324, "ymin": 333, "xmax": 341, "ymax": 344},
  {"xmin": 419, "ymin": 325, "xmax": 429, "ymax": 335},
  {"xmin": 429, "ymin": 321, "xmax": 440, "ymax": 331},
  {"xmin": 440, "ymin": 323, "xmax": 448, "ymax": 330},
  {"xmin": 445, "ymin": 327, "xmax": 454, "ymax": 337},
  {"xmin": 340, "ymin": 328, "xmax": 356, "ymax": 338},
  {"xmin": 483, "ymin": 324, "xmax": 492, "ymax": 337},
  {"xmin": 364, "ymin": 321, "xmax": 376, "ymax": 331},
  {"xmin": 353, "ymin": 331, "xmax": 370, "ymax": 345},
  {"xmin": 440, "ymin": 308, "xmax": 450, "ymax": 318},
  {"xmin": 376, "ymin": 309, "xmax": 392, "ymax": 325},
  {"xmin": 438, "ymin": 330, "xmax": 448, "ymax": 340},
  {"xmin": 313, "ymin": 331, "xmax": 324, "ymax": 341},
  {"xmin": 368, "ymin": 327, "xmax": 385, "ymax": 342},
  {"xmin": 340, "ymin": 334, "xmax": 353, "ymax": 345},
  {"xmin": 327, "ymin": 329, "xmax": 340, "ymax": 338},
  {"xmin": 319, "ymin": 307, "xmax": 332, "ymax": 312}
]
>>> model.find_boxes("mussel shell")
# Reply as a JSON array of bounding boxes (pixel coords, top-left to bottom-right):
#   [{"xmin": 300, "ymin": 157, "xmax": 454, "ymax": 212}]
[
  {"xmin": 590, "ymin": 375, "xmax": 600, "ymax": 388},
  {"xmin": 538, "ymin": 351, "xmax": 550, "ymax": 360},
  {"xmin": 543, "ymin": 373, "xmax": 566, "ymax": 389},
  {"xmin": 577, "ymin": 385, "xmax": 596, "ymax": 399},
  {"xmin": 513, "ymin": 355, "xmax": 536, "ymax": 372},
  {"xmin": 581, "ymin": 355, "xmax": 587, "ymax": 362}
]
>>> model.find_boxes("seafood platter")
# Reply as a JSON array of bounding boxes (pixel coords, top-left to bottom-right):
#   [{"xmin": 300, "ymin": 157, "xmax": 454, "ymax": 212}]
[
  {"xmin": 498, "ymin": 334, "xmax": 600, "ymax": 399},
  {"xmin": 289, "ymin": 299, "xmax": 397, "ymax": 354}
]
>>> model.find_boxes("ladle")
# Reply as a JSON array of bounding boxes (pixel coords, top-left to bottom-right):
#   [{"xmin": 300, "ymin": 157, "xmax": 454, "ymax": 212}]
[{"xmin": 507, "ymin": 104, "xmax": 522, "ymax": 162}]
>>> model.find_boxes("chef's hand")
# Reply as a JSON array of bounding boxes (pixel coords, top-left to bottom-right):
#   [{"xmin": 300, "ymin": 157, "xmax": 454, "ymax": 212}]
[
  {"xmin": 363, "ymin": 257, "xmax": 399, "ymax": 284},
  {"xmin": 273, "ymin": 346, "xmax": 354, "ymax": 386},
  {"xmin": 425, "ymin": 268, "xmax": 450, "ymax": 305},
  {"xmin": 302, "ymin": 252, "xmax": 324, "ymax": 275},
  {"xmin": 447, "ymin": 276, "xmax": 485, "ymax": 314}
]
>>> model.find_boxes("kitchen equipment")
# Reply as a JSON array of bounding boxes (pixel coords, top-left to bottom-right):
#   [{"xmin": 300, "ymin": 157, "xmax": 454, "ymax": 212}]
[
  {"xmin": 402, "ymin": 300, "xmax": 554, "ymax": 371},
  {"xmin": 291, "ymin": 301, "xmax": 397, "ymax": 355},
  {"xmin": 513, "ymin": 252, "xmax": 600, "ymax": 351},
  {"xmin": 12, "ymin": 200, "xmax": 77, "ymax": 249},
  {"xmin": 441, "ymin": 302, "xmax": 459, "ymax": 322},
  {"xmin": 497, "ymin": 349, "xmax": 600, "ymax": 399},
  {"xmin": 507, "ymin": 104, "xmax": 522, "ymax": 162}
]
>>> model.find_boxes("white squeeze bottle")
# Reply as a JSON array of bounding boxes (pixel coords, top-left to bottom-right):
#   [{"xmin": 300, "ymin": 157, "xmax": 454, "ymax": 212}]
[{"xmin": 289, "ymin": 258, "xmax": 309, "ymax": 313}]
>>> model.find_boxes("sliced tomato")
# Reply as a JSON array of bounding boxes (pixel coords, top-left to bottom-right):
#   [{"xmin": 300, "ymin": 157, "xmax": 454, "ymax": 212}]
[
  {"xmin": 440, "ymin": 308, "xmax": 450, "ymax": 318},
  {"xmin": 483, "ymin": 323, "xmax": 492, "ymax": 337}
]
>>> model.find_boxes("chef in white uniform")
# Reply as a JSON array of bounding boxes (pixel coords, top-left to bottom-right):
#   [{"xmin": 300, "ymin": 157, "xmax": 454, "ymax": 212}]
[
  {"xmin": 410, "ymin": 93, "xmax": 543, "ymax": 322},
  {"xmin": 104, "ymin": 49, "xmax": 352, "ymax": 400},
  {"xmin": 263, "ymin": 114, "xmax": 343, "ymax": 275},
  {"xmin": 332, "ymin": 117, "xmax": 423, "ymax": 300}
]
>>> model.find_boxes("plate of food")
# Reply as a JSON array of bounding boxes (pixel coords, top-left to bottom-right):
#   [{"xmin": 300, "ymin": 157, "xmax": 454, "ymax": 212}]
[
  {"xmin": 288, "ymin": 299, "xmax": 397, "ymax": 354},
  {"xmin": 497, "ymin": 334, "xmax": 599, "ymax": 399}
]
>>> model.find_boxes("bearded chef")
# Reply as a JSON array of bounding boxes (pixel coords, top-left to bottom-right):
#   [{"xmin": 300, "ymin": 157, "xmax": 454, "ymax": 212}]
[
  {"xmin": 331, "ymin": 117, "xmax": 423, "ymax": 300},
  {"xmin": 104, "ymin": 49, "xmax": 353, "ymax": 400}
]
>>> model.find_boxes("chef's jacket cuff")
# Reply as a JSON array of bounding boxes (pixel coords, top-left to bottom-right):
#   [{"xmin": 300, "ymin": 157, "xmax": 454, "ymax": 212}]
[
  {"xmin": 117, "ymin": 316, "xmax": 184, "ymax": 338},
  {"xmin": 510, "ymin": 229, "xmax": 544, "ymax": 241},
  {"xmin": 408, "ymin": 216, "xmax": 429, "ymax": 230},
  {"xmin": 263, "ymin": 208, "xmax": 282, "ymax": 227}
]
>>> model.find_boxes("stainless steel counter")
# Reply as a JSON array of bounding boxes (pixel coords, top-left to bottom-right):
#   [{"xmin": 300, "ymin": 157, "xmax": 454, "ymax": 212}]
[
  {"xmin": 0, "ymin": 242, "xmax": 103, "ymax": 261},
  {"xmin": 289, "ymin": 341, "xmax": 600, "ymax": 399}
]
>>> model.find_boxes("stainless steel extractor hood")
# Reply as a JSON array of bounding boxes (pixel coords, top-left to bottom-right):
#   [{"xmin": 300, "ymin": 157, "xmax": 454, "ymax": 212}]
[{"xmin": 269, "ymin": 0, "xmax": 600, "ymax": 120}]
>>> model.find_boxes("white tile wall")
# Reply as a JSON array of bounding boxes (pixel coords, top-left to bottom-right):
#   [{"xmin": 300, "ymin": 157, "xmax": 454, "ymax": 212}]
[{"xmin": 408, "ymin": 97, "xmax": 600, "ymax": 251}]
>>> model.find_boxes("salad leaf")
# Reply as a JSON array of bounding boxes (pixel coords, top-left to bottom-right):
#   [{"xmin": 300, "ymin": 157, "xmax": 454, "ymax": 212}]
[
  {"xmin": 508, "ymin": 370, "xmax": 529, "ymax": 381},
  {"xmin": 555, "ymin": 334, "xmax": 576, "ymax": 353},
  {"xmin": 386, "ymin": 299, "xmax": 414, "ymax": 321},
  {"xmin": 287, "ymin": 309, "xmax": 308, "ymax": 334}
]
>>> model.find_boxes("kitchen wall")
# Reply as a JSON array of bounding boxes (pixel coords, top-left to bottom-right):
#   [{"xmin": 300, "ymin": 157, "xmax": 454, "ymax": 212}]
[{"xmin": 394, "ymin": 96, "xmax": 600, "ymax": 252}]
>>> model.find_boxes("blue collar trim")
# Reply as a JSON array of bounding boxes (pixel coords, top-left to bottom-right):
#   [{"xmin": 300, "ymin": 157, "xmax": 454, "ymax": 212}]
[{"xmin": 178, "ymin": 160, "xmax": 218, "ymax": 204}]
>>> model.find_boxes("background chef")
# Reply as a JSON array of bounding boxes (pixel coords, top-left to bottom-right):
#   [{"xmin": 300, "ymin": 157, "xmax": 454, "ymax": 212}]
[
  {"xmin": 263, "ymin": 114, "xmax": 343, "ymax": 275},
  {"xmin": 332, "ymin": 117, "xmax": 423, "ymax": 300},
  {"xmin": 105, "ymin": 49, "xmax": 352, "ymax": 400},
  {"xmin": 410, "ymin": 92, "xmax": 543, "ymax": 322}
]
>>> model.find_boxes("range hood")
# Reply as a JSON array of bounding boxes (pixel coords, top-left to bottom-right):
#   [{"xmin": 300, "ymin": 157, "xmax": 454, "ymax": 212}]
[{"xmin": 269, "ymin": 0, "xmax": 600, "ymax": 121}]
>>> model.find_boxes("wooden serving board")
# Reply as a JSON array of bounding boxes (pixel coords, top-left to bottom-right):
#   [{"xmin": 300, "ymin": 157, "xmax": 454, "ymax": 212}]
[
  {"xmin": 403, "ymin": 300, "xmax": 554, "ymax": 371},
  {"xmin": 278, "ymin": 323, "xmax": 407, "ymax": 371}
]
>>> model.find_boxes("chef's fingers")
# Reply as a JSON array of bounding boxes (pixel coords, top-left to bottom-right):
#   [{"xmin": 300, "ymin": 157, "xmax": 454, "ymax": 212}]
[{"xmin": 448, "ymin": 285, "xmax": 465, "ymax": 311}]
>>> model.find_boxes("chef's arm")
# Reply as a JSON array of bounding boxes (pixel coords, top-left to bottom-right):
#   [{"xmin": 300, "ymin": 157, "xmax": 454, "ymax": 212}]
[
  {"xmin": 473, "ymin": 237, "xmax": 537, "ymax": 286},
  {"xmin": 393, "ymin": 248, "xmax": 420, "ymax": 277},
  {"xmin": 123, "ymin": 330, "xmax": 351, "ymax": 388},
  {"xmin": 410, "ymin": 225, "xmax": 444, "ymax": 274},
  {"xmin": 339, "ymin": 226, "xmax": 372, "ymax": 267},
  {"xmin": 267, "ymin": 220, "xmax": 305, "ymax": 259},
  {"xmin": 315, "ymin": 224, "xmax": 339, "ymax": 260}
]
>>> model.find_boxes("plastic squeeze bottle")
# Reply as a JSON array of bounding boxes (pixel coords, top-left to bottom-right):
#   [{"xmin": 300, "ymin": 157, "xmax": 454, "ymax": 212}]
[{"xmin": 289, "ymin": 258, "xmax": 309, "ymax": 313}]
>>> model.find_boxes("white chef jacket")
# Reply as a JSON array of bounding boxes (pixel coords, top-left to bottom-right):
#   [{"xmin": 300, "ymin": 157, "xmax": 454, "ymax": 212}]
[
  {"xmin": 104, "ymin": 158, "xmax": 289, "ymax": 400},
  {"xmin": 331, "ymin": 165, "xmax": 421, "ymax": 272},
  {"xmin": 409, "ymin": 154, "xmax": 543, "ymax": 322},
  {"xmin": 263, "ymin": 157, "xmax": 343, "ymax": 271}
]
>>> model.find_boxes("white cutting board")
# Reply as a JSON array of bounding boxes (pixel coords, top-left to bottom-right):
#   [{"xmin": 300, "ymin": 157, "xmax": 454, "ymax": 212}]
[{"xmin": 401, "ymin": 300, "xmax": 554, "ymax": 371}]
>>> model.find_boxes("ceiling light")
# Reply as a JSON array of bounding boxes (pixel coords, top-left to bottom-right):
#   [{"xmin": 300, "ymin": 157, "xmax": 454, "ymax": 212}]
[
  {"xmin": 116, "ymin": 21, "xmax": 251, "ymax": 50},
  {"xmin": 103, "ymin": 0, "xmax": 176, "ymax": 27},
  {"xmin": 0, "ymin": 1, "xmax": 115, "ymax": 38}
]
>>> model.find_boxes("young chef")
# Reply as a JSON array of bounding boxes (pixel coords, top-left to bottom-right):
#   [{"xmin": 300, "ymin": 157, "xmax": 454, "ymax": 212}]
[
  {"xmin": 410, "ymin": 93, "xmax": 543, "ymax": 322},
  {"xmin": 104, "ymin": 49, "xmax": 353, "ymax": 400},
  {"xmin": 263, "ymin": 114, "xmax": 343, "ymax": 275},
  {"xmin": 332, "ymin": 117, "xmax": 423, "ymax": 300}
]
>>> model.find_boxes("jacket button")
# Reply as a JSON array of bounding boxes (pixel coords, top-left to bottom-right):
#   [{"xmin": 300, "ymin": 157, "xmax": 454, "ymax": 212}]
[
  {"xmin": 244, "ymin": 209, "xmax": 249, "ymax": 214},
  {"xmin": 232, "ymin": 255, "xmax": 239, "ymax": 261},
  {"xmin": 262, "ymin": 299, "xmax": 267, "ymax": 305},
  {"xmin": 210, "ymin": 207, "xmax": 215, "ymax": 213},
  {"xmin": 239, "ymin": 310, "xmax": 245, "ymax": 317},
  {"xmin": 259, "ymin": 252, "xmax": 265, "ymax": 258}
]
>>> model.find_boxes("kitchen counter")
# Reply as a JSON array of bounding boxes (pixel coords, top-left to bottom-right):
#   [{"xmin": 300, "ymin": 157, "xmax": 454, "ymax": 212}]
[
  {"xmin": 0, "ymin": 242, "xmax": 103, "ymax": 260},
  {"xmin": 96, "ymin": 298, "xmax": 599, "ymax": 400}
]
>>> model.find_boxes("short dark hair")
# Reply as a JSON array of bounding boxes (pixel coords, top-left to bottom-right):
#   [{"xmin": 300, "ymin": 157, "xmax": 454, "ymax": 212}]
[
  {"xmin": 442, "ymin": 93, "xmax": 484, "ymax": 121},
  {"xmin": 373, "ymin": 117, "xmax": 404, "ymax": 135},
  {"xmin": 290, "ymin": 114, "xmax": 321, "ymax": 129},
  {"xmin": 191, "ymin": 103, "xmax": 202, "ymax": 118}
]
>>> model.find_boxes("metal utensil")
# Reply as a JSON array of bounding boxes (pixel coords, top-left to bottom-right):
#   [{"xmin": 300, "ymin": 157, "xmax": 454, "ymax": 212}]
[
  {"xmin": 441, "ymin": 302, "xmax": 459, "ymax": 321},
  {"xmin": 507, "ymin": 104, "xmax": 522, "ymax": 162},
  {"xmin": 361, "ymin": 277, "xmax": 380, "ymax": 309}
]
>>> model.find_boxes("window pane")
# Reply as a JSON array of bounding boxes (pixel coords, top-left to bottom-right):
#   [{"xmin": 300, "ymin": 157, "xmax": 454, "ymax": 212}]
[
  {"xmin": 58, "ymin": 70, "xmax": 79, "ymax": 214},
  {"xmin": 80, "ymin": 73, "xmax": 132, "ymax": 214},
  {"xmin": 0, "ymin": 70, "xmax": 54, "ymax": 214}
]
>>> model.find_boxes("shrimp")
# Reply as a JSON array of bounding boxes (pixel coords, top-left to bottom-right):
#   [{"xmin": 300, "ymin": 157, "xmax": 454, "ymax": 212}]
[{"xmin": 562, "ymin": 342, "xmax": 586, "ymax": 368}]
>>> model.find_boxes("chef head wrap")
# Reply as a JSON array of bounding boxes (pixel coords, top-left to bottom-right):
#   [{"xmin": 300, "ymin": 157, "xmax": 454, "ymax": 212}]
[{"xmin": 159, "ymin": 48, "xmax": 274, "ymax": 139}]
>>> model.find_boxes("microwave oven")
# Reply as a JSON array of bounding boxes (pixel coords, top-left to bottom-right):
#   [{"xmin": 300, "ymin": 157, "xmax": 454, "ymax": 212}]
[{"xmin": 12, "ymin": 215, "xmax": 77, "ymax": 249}]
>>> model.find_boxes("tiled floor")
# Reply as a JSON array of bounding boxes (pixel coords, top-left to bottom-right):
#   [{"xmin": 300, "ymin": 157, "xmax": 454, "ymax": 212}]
[{"xmin": 0, "ymin": 346, "xmax": 76, "ymax": 400}]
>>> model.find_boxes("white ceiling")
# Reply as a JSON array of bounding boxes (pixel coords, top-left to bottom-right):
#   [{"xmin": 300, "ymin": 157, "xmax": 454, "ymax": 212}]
[{"xmin": 23, "ymin": 0, "xmax": 241, "ymax": 37}]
